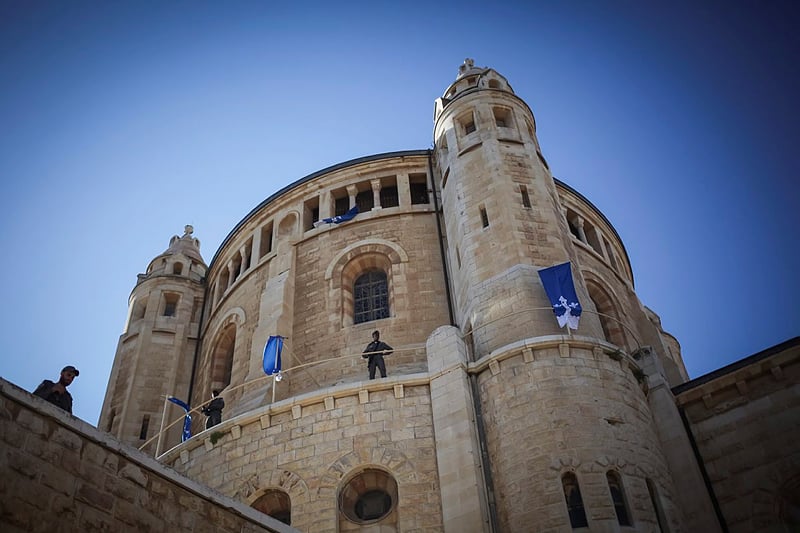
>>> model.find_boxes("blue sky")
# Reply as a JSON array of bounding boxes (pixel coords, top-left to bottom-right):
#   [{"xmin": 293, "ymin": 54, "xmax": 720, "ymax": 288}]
[{"xmin": 1, "ymin": 1, "xmax": 797, "ymax": 424}]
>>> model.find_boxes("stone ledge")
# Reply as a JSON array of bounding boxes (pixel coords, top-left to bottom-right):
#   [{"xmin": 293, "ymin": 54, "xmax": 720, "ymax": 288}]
[{"xmin": 675, "ymin": 348, "xmax": 799, "ymax": 407}]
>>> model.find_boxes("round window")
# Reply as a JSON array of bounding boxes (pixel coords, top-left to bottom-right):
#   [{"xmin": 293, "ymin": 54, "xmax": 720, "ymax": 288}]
[{"xmin": 339, "ymin": 468, "xmax": 398, "ymax": 524}]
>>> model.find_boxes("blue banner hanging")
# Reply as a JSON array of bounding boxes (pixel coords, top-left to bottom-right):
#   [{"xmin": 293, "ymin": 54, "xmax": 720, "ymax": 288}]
[
  {"xmin": 263, "ymin": 335, "xmax": 284, "ymax": 375},
  {"xmin": 538, "ymin": 262, "xmax": 583, "ymax": 330},
  {"xmin": 167, "ymin": 396, "xmax": 193, "ymax": 442}
]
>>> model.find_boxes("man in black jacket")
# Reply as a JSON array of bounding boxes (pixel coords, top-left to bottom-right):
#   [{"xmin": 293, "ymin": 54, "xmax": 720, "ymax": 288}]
[
  {"xmin": 33, "ymin": 365, "xmax": 79, "ymax": 414},
  {"xmin": 201, "ymin": 390, "xmax": 225, "ymax": 429},
  {"xmin": 362, "ymin": 330, "xmax": 393, "ymax": 379}
]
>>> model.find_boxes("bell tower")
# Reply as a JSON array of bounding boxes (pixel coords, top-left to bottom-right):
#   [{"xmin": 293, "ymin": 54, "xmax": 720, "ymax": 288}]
[
  {"xmin": 99, "ymin": 226, "xmax": 207, "ymax": 454},
  {"xmin": 433, "ymin": 59, "xmax": 602, "ymax": 354}
]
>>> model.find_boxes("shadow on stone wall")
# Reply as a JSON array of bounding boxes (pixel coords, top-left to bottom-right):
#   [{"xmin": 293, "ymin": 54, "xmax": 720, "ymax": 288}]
[{"xmin": 0, "ymin": 378, "xmax": 298, "ymax": 533}]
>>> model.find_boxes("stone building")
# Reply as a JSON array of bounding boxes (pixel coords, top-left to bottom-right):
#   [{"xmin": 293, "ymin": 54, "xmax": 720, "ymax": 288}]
[{"xmin": 95, "ymin": 60, "xmax": 799, "ymax": 532}]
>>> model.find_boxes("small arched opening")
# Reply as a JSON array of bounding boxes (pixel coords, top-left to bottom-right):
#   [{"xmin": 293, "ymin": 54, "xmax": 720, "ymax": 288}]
[
  {"xmin": 210, "ymin": 322, "xmax": 236, "ymax": 390},
  {"xmin": 252, "ymin": 489, "xmax": 291, "ymax": 525}
]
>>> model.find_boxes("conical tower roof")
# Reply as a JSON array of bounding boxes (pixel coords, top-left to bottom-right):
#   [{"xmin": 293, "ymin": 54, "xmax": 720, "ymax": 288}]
[
  {"xmin": 455, "ymin": 57, "xmax": 485, "ymax": 79},
  {"xmin": 162, "ymin": 225, "xmax": 205, "ymax": 264}
]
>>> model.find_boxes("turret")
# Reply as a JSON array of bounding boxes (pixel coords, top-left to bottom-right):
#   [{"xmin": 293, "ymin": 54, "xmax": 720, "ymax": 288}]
[
  {"xmin": 99, "ymin": 226, "xmax": 207, "ymax": 454},
  {"xmin": 433, "ymin": 59, "xmax": 604, "ymax": 355}
]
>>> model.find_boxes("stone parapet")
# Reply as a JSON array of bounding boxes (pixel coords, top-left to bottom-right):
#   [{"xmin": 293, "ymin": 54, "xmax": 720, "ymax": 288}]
[
  {"xmin": 0, "ymin": 378, "xmax": 295, "ymax": 533},
  {"xmin": 160, "ymin": 373, "xmax": 443, "ymax": 532},
  {"xmin": 674, "ymin": 337, "xmax": 800, "ymax": 532}
]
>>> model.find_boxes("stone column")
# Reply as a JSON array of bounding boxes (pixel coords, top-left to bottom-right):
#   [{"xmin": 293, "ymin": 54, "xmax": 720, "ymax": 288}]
[
  {"xmin": 239, "ymin": 246, "xmax": 248, "ymax": 273},
  {"xmin": 226, "ymin": 261, "xmax": 235, "ymax": 288},
  {"xmin": 371, "ymin": 178, "xmax": 382, "ymax": 210},
  {"xmin": 427, "ymin": 326, "xmax": 492, "ymax": 533},
  {"xmin": 640, "ymin": 349, "xmax": 722, "ymax": 533},
  {"xmin": 397, "ymin": 173, "xmax": 410, "ymax": 208},
  {"xmin": 346, "ymin": 184, "xmax": 358, "ymax": 210},
  {"xmin": 575, "ymin": 215, "xmax": 587, "ymax": 243},
  {"xmin": 251, "ymin": 228, "xmax": 262, "ymax": 264},
  {"xmin": 319, "ymin": 190, "xmax": 332, "ymax": 220}
]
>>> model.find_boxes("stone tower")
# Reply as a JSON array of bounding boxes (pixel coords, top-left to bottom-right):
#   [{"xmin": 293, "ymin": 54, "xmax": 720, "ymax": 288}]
[
  {"xmin": 430, "ymin": 60, "xmax": 702, "ymax": 531},
  {"xmin": 433, "ymin": 58, "xmax": 605, "ymax": 354},
  {"xmin": 99, "ymin": 226, "xmax": 207, "ymax": 453}
]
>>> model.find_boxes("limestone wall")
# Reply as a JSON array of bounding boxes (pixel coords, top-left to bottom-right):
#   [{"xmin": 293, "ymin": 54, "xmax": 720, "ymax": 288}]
[
  {"xmin": 477, "ymin": 337, "xmax": 683, "ymax": 532},
  {"xmin": 0, "ymin": 378, "xmax": 294, "ymax": 533},
  {"xmin": 194, "ymin": 153, "xmax": 450, "ymax": 412},
  {"xmin": 675, "ymin": 337, "xmax": 800, "ymax": 532},
  {"xmin": 288, "ymin": 212, "xmax": 449, "ymax": 391},
  {"xmin": 162, "ymin": 377, "xmax": 444, "ymax": 532}
]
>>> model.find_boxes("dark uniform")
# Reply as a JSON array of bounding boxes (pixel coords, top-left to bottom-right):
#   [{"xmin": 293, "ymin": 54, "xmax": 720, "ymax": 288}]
[
  {"xmin": 363, "ymin": 331, "xmax": 393, "ymax": 379},
  {"xmin": 33, "ymin": 380, "xmax": 74, "ymax": 413},
  {"xmin": 201, "ymin": 396, "xmax": 225, "ymax": 429}
]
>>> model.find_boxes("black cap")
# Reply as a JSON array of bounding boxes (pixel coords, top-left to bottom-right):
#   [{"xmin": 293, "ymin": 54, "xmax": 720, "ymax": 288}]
[{"xmin": 62, "ymin": 365, "xmax": 79, "ymax": 377}]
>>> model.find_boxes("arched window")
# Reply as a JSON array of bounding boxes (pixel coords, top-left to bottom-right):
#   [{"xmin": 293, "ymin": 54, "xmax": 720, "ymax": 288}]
[
  {"xmin": 520, "ymin": 185, "xmax": 531, "ymax": 208},
  {"xmin": 586, "ymin": 281, "xmax": 627, "ymax": 349},
  {"xmin": 217, "ymin": 270, "xmax": 230, "ymax": 302},
  {"xmin": 252, "ymin": 489, "xmax": 291, "ymax": 525},
  {"xmin": 585, "ymin": 223, "xmax": 604, "ymax": 256},
  {"xmin": 231, "ymin": 256, "xmax": 242, "ymax": 282},
  {"xmin": 162, "ymin": 292, "xmax": 179, "ymax": 317},
  {"xmin": 566, "ymin": 208, "xmax": 583, "ymax": 241},
  {"xmin": 492, "ymin": 106, "xmax": 512, "ymax": 128},
  {"xmin": 459, "ymin": 111, "xmax": 476, "ymax": 135},
  {"xmin": 173, "ymin": 262, "xmax": 184, "ymax": 275},
  {"xmin": 607, "ymin": 471, "xmax": 632, "ymax": 526},
  {"xmin": 139, "ymin": 415, "xmax": 150, "ymax": 440},
  {"xmin": 211, "ymin": 323, "xmax": 236, "ymax": 390},
  {"xmin": 354, "ymin": 271, "xmax": 389, "ymax": 324},
  {"xmin": 259, "ymin": 222, "xmax": 274, "ymax": 258},
  {"xmin": 130, "ymin": 298, "xmax": 147, "ymax": 325},
  {"xmin": 332, "ymin": 244, "xmax": 404, "ymax": 328},
  {"xmin": 562, "ymin": 472, "xmax": 588, "ymax": 528}
]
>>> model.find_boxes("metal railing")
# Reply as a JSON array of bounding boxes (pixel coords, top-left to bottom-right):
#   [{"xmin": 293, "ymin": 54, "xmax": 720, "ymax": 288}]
[{"xmin": 143, "ymin": 307, "xmax": 642, "ymax": 456}]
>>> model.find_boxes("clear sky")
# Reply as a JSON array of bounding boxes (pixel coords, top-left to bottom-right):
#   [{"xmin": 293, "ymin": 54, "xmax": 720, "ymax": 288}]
[{"xmin": 1, "ymin": 1, "xmax": 797, "ymax": 424}]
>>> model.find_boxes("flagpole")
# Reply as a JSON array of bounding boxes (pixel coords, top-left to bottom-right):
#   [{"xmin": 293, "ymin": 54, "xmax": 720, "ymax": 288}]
[
  {"xmin": 272, "ymin": 375, "xmax": 277, "ymax": 403},
  {"xmin": 156, "ymin": 395, "xmax": 169, "ymax": 456}
]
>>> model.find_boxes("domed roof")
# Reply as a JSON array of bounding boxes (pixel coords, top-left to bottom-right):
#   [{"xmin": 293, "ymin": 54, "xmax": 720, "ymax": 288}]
[
  {"xmin": 434, "ymin": 59, "xmax": 515, "ymax": 121},
  {"xmin": 162, "ymin": 225, "xmax": 205, "ymax": 264}
]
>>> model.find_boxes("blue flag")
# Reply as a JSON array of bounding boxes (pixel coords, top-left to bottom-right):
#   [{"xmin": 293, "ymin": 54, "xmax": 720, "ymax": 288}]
[
  {"xmin": 167, "ymin": 396, "xmax": 193, "ymax": 442},
  {"xmin": 263, "ymin": 335, "xmax": 284, "ymax": 375},
  {"xmin": 315, "ymin": 205, "xmax": 359, "ymax": 227},
  {"xmin": 168, "ymin": 396, "xmax": 190, "ymax": 411},
  {"xmin": 181, "ymin": 415, "xmax": 192, "ymax": 442},
  {"xmin": 538, "ymin": 262, "xmax": 582, "ymax": 330}
]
